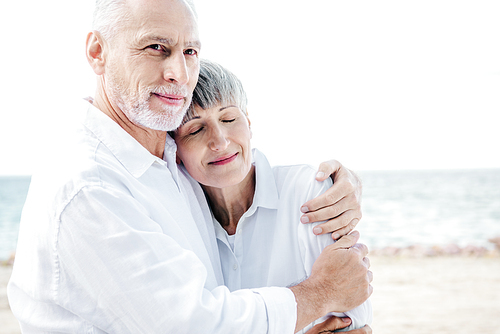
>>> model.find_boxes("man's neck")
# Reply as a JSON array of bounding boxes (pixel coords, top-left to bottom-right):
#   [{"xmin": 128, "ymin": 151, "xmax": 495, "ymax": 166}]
[{"xmin": 92, "ymin": 86, "xmax": 167, "ymax": 159}]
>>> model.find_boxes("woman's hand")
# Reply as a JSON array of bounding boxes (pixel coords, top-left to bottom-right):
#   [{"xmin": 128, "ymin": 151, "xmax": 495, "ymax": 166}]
[
  {"xmin": 300, "ymin": 160, "xmax": 362, "ymax": 239},
  {"xmin": 304, "ymin": 316, "xmax": 372, "ymax": 334}
]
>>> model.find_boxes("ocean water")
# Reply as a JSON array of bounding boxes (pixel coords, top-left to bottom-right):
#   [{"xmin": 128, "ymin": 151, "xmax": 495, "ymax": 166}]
[
  {"xmin": 358, "ymin": 169, "xmax": 500, "ymax": 250},
  {"xmin": 1, "ymin": 169, "xmax": 499, "ymax": 260},
  {"xmin": 0, "ymin": 176, "xmax": 31, "ymax": 261}
]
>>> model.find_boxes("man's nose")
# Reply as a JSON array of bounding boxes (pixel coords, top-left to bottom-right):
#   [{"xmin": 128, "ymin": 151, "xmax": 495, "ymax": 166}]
[
  {"xmin": 163, "ymin": 52, "xmax": 189, "ymax": 85},
  {"xmin": 208, "ymin": 127, "xmax": 230, "ymax": 151}
]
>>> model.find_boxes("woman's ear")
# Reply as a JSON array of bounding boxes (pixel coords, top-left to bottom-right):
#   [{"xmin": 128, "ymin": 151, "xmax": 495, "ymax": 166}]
[{"xmin": 86, "ymin": 31, "xmax": 106, "ymax": 75}]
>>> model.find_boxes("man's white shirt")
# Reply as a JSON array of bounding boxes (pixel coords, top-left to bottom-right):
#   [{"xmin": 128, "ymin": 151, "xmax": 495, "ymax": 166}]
[{"xmin": 7, "ymin": 102, "xmax": 297, "ymax": 333}]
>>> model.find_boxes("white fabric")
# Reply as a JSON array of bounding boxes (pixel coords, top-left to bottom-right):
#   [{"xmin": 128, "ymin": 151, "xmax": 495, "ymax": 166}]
[
  {"xmin": 206, "ymin": 149, "xmax": 372, "ymax": 333},
  {"xmin": 7, "ymin": 101, "xmax": 297, "ymax": 334}
]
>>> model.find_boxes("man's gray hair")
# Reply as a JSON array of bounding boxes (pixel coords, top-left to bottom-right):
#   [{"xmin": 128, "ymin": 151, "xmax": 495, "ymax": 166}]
[
  {"xmin": 181, "ymin": 59, "xmax": 248, "ymax": 126},
  {"xmin": 93, "ymin": 0, "xmax": 129, "ymax": 41},
  {"xmin": 93, "ymin": 0, "xmax": 197, "ymax": 42}
]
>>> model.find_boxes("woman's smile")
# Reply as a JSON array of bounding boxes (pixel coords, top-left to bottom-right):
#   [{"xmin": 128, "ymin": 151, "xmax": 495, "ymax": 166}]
[
  {"xmin": 174, "ymin": 103, "xmax": 252, "ymax": 189},
  {"xmin": 209, "ymin": 153, "xmax": 239, "ymax": 166}
]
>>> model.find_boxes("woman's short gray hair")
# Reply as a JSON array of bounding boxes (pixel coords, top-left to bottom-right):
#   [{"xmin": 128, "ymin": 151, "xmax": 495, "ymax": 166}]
[{"xmin": 181, "ymin": 59, "xmax": 248, "ymax": 126}]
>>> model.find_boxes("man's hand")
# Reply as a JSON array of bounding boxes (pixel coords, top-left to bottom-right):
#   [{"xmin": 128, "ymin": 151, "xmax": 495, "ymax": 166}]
[
  {"xmin": 305, "ymin": 316, "xmax": 372, "ymax": 334},
  {"xmin": 290, "ymin": 231, "xmax": 373, "ymax": 332},
  {"xmin": 301, "ymin": 160, "xmax": 362, "ymax": 239}
]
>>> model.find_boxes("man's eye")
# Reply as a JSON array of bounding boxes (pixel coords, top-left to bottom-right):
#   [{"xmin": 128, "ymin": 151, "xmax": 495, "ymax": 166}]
[
  {"xmin": 222, "ymin": 119, "xmax": 236, "ymax": 123},
  {"xmin": 147, "ymin": 44, "xmax": 164, "ymax": 51},
  {"xmin": 184, "ymin": 49, "xmax": 198, "ymax": 56}
]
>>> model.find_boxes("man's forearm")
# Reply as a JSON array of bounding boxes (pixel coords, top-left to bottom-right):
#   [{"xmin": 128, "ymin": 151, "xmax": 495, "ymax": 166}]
[
  {"xmin": 290, "ymin": 232, "xmax": 373, "ymax": 332},
  {"xmin": 289, "ymin": 282, "xmax": 326, "ymax": 332}
]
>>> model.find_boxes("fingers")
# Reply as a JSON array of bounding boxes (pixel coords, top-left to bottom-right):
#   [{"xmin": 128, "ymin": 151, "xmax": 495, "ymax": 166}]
[
  {"xmin": 310, "ymin": 211, "xmax": 360, "ymax": 237},
  {"xmin": 315, "ymin": 160, "xmax": 342, "ymax": 182},
  {"xmin": 329, "ymin": 218, "xmax": 359, "ymax": 239},
  {"xmin": 361, "ymin": 325, "xmax": 373, "ymax": 334},
  {"xmin": 351, "ymin": 242, "xmax": 369, "ymax": 258},
  {"xmin": 304, "ymin": 316, "xmax": 352, "ymax": 334},
  {"xmin": 349, "ymin": 325, "xmax": 373, "ymax": 334},
  {"xmin": 363, "ymin": 256, "xmax": 371, "ymax": 269},
  {"xmin": 301, "ymin": 193, "xmax": 361, "ymax": 237},
  {"xmin": 301, "ymin": 177, "xmax": 353, "ymax": 214},
  {"xmin": 367, "ymin": 270, "xmax": 374, "ymax": 284},
  {"xmin": 301, "ymin": 190, "xmax": 359, "ymax": 223},
  {"xmin": 328, "ymin": 231, "xmax": 360, "ymax": 250},
  {"xmin": 350, "ymin": 244, "xmax": 374, "ymax": 297}
]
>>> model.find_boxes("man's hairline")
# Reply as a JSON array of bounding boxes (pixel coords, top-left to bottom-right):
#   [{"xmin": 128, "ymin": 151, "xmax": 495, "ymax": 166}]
[{"xmin": 94, "ymin": 0, "xmax": 199, "ymax": 45}]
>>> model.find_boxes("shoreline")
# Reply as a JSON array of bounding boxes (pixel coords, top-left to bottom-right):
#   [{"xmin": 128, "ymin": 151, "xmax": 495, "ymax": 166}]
[{"xmin": 1, "ymin": 241, "xmax": 499, "ymax": 334}]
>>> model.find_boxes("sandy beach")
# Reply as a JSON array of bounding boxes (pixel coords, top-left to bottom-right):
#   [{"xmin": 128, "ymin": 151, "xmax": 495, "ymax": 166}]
[{"xmin": 1, "ymin": 251, "xmax": 500, "ymax": 334}]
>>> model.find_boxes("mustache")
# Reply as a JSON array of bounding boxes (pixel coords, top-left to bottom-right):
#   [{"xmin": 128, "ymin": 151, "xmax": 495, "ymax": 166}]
[{"xmin": 150, "ymin": 84, "xmax": 189, "ymax": 97}]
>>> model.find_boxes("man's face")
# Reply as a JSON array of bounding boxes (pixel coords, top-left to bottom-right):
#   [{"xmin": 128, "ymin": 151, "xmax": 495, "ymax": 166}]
[{"xmin": 104, "ymin": 0, "xmax": 201, "ymax": 131}]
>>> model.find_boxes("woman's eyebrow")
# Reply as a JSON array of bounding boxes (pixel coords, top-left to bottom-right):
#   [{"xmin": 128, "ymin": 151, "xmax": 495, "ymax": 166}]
[
  {"xmin": 184, "ymin": 115, "xmax": 201, "ymax": 124},
  {"xmin": 219, "ymin": 105, "xmax": 237, "ymax": 112}
]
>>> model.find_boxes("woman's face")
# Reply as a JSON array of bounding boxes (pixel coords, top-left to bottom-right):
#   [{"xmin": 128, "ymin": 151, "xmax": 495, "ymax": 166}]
[{"xmin": 174, "ymin": 103, "xmax": 252, "ymax": 189}]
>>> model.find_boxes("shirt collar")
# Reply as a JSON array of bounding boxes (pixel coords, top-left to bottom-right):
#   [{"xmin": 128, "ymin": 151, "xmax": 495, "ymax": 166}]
[
  {"xmin": 83, "ymin": 102, "xmax": 162, "ymax": 178},
  {"xmin": 247, "ymin": 148, "xmax": 279, "ymax": 214}
]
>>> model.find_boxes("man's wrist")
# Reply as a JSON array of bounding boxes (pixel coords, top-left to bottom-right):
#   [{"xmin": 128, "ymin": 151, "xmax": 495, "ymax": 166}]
[{"xmin": 289, "ymin": 279, "xmax": 328, "ymax": 332}]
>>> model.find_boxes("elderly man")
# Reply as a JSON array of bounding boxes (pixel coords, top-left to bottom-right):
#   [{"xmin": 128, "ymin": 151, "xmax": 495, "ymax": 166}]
[{"xmin": 8, "ymin": 0, "xmax": 372, "ymax": 333}]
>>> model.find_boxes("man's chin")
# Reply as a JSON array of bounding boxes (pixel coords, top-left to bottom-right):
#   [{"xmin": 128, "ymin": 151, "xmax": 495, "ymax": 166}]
[{"xmin": 134, "ymin": 110, "xmax": 186, "ymax": 132}]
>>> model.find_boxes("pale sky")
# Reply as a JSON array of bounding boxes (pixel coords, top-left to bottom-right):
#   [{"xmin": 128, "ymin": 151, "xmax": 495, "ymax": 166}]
[{"xmin": 1, "ymin": 0, "xmax": 499, "ymax": 175}]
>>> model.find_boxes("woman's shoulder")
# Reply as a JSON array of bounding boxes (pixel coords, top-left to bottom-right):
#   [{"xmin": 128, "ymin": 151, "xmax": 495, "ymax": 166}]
[
  {"xmin": 253, "ymin": 149, "xmax": 332, "ymax": 201},
  {"xmin": 272, "ymin": 163, "xmax": 317, "ymax": 187},
  {"xmin": 273, "ymin": 165, "xmax": 333, "ymax": 208}
]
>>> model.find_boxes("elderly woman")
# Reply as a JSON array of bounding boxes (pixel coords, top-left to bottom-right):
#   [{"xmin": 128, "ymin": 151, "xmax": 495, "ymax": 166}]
[{"xmin": 171, "ymin": 59, "xmax": 372, "ymax": 333}]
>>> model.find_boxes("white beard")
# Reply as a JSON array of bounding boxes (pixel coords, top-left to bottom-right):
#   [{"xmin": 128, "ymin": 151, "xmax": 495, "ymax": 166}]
[{"xmin": 108, "ymin": 78, "xmax": 192, "ymax": 132}]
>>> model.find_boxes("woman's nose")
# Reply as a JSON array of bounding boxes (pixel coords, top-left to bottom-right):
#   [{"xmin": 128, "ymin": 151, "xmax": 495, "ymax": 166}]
[{"xmin": 208, "ymin": 127, "xmax": 230, "ymax": 151}]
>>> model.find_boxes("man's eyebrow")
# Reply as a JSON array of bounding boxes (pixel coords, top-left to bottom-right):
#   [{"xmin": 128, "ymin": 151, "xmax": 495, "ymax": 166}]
[
  {"xmin": 138, "ymin": 35, "xmax": 175, "ymax": 45},
  {"xmin": 186, "ymin": 40, "xmax": 202, "ymax": 49},
  {"xmin": 139, "ymin": 35, "xmax": 201, "ymax": 49}
]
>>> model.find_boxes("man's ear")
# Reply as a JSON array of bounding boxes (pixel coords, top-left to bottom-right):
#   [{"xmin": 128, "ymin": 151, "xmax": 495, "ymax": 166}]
[
  {"xmin": 246, "ymin": 113, "xmax": 252, "ymax": 139},
  {"xmin": 176, "ymin": 154, "xmax": 182, "ymax": 165},
  {"xmin": 86, "ymin": 31, "xmax": 106, "ymax": 75}
]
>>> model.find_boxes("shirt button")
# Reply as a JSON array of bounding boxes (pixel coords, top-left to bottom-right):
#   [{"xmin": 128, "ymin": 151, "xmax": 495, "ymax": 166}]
[
  {"xmin": 233, "ymin": 264, "xmax": 238, "ymax": 270},
  {"xmin": 237, "ymin": 229, "xmax": 243, "ymax": 235}
]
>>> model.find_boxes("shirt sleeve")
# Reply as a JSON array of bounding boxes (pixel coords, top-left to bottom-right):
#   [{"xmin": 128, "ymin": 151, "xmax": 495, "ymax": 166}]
[
  {"xmin": 297, "ymin": 175, "xmax": 373, "ymax": 332},
  {"xmin": 55, "ymin": 185, "xmax": 297, "ymax": 333}
]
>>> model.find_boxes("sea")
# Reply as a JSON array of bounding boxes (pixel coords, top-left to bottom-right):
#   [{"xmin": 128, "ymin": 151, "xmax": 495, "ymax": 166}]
[{"xmin": 1, "ymin": 169, "xmax": 500, "ymax": 260}]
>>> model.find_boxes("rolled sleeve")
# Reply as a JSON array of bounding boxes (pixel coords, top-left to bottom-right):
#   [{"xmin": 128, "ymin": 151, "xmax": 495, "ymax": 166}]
[{"xmin": 253, "ymin": 287, "xmax": 298, "ymax": 334}]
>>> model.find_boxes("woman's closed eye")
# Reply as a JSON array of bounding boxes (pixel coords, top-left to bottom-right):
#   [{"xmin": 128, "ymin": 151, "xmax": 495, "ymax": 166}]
[
  {"xmin": 222, "ymin": 118, "xmax": 236, "ymax": 123},
  {"xmin": 189, "ymin": 127, "xmax": 203, "ymax": 136}
]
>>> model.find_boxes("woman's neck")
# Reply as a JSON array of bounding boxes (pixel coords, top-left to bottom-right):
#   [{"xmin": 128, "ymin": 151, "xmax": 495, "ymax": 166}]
[{"xmin": 202, "ymin": 166, "xmax": 256, "ymax": 235}]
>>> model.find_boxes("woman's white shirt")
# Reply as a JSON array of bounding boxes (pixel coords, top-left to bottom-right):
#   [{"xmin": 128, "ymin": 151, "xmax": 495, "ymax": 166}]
[{"xmin": 209, "ymin": 149, "xmax": 372, "ymax": 333}]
